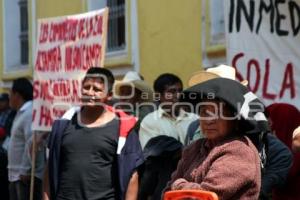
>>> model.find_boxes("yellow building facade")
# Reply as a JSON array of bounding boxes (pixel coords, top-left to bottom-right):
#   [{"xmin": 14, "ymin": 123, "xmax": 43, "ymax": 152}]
[{"xmin": 0, "ymin": 0, "xmax": 217, "ymax": 90}]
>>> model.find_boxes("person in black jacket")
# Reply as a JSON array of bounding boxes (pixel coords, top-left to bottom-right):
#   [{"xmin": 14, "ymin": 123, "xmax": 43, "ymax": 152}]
[
  {"xmin": 138, "ymin": 136, "xmax": 182, "ymax": 200},
  {"xmin": 260, "ymin": 133, "xmax": 293, "ymax": 199}
]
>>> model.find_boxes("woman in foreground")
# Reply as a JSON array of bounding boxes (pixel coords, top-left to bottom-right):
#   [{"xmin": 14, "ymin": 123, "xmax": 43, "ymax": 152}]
[{"xmin": 166, "ymin": 78, "xmax": 266, "ymax": 200}]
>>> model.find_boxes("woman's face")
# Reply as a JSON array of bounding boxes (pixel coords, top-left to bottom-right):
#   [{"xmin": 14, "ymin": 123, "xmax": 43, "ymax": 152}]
[{"xmin": 199, "ymin": 99, "xmax": 237, "ymax": 141}]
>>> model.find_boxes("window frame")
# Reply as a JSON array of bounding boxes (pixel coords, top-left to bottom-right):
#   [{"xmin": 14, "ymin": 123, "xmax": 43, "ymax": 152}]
[
  {"xmin": 19, "ymin": 0, "xmax": 29, "ymax": 65},
  {"xmin": 1, "ymin": 0, "xmax": 32, "ymax": 80},
  {"xmin": 87, "ymin": 0, "xmax": 133, "ymax": 68},
  {"xmin": 205, "ymin": 0, "xmax": 226, "ymax": 58},
  {"xmin": 106, "ymin": 0, "xmax": 126, "ymax": 53}
]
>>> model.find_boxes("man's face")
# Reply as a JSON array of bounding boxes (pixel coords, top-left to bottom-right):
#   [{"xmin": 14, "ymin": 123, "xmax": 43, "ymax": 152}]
[
  {"xmin": 158, "ymin": 82, "xmax": 183, "ymax": 113},
  {"xmin": 117, "ymin": 85, "xmax": 142, "ymax": 113},
  {"xmin": 81, "ymin": 77, "xmax": 112, "ymax": 106},
  {"xmin": 9, "ymin": 91, "xmax": 18, "ymax": 110},
  {"xmin": 160, "ymin": 83, "xmax": 183, "ymax": 104},
  {"xmin": 119, "ymin": 85, "xmax": 141, "ymax": 104},
  {"xmin": 0, "ymin": 101, "xmax": 9, "ymax": 111}
]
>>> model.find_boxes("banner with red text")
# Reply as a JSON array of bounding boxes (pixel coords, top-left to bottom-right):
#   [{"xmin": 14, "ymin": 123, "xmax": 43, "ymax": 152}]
[
  {"xmin": 225, "ymin": 0, "xmax": 300, "ymax": 108},
  {"xmin": 33, "ymin": 8, "xmax": 108, "ymax": 131}
]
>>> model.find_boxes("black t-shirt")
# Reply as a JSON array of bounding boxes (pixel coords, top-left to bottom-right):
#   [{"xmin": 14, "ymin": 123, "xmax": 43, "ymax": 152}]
[{"xmin": 56, "ymin": 114, "xmax": 119, "ymax": 200}]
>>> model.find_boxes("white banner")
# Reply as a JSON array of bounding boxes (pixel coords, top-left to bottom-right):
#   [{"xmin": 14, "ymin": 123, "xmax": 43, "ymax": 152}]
[
  {"xmin": 225, "ymin": 0, "xmax": 300, "ymax": 108},
  {"xmin": 32, "ymin": 8, "xmax": 109, "ymax": 131}
]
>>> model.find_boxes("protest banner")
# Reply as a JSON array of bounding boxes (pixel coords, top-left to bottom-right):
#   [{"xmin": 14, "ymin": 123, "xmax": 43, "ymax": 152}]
[
  {"xmin": 33, "ymin": 8, "xmax": 108, "ymax": 131},
  {"xmin": 225, "ymin": 0, "xmax": 300, "ymax": 107}
]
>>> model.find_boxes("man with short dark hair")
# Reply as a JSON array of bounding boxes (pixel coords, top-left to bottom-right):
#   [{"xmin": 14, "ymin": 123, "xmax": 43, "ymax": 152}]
[
  {"xmin": 139, "ymin": 73, "xmax": 198, "ymax": 148},
  {"xmin": 114, "ymin": 71, "xmax": 155, "ymax": 131},
  {"xmin": 8, "ymin": 78, "xmax": 44, "ymax": 200},
  {"xmin": 44, "ymin": 67, "xmax": 143, "ymax": 200},
  {"xmin": 138, "ymin": 73, "xmax": 198, "ymax": 199}
]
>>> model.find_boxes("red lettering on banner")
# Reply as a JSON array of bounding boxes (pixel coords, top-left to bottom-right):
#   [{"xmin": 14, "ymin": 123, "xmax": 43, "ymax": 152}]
[
  {"xmin": 71, "ymin": 80, "xmax": 80, "ymax": 102},
  {"xmin": 77, "ymin": 16, "xmax": 103, "ymax": 39},
  {"xmin": 57, "ymin": 22, "xmax": 66, "ymax": 42},
  {"xmin": 232, "ymin": 52, "xmax": 296, "ymax": 100},
  {"xmin": 39, "ymin": 106, "xmax": 53, "ymax": 127},
  {"xmin": 35, "ymin": 47, "xmax": 62, "ymax": 72},
  {"xmin": 69, "ymin": 19, "xmax": 78, "ymax": 41},
  {"xmin": 65, "ymin": 44, "xmax": 101, "ymax": 71},
  {"xmin": 247, "ymin": 59, "xmax": 260, "ymax": 93},
  {"xmin": 39, "ymin": 23, "xmax": 49, "ymax": 44},
  {"xmin": 36, "ymin": 14, "xmax": 105, "ymax": 61},
  {"xmin": 52, "ymin": 80, "xmax": 71, "ymax": 98},
  {"xmin": 33, "ymin": 9, "xmax": 108, "ymax": 131},
  {"xmin": 78, "ymin": 19, "xmax": 85, "ymax": 39},
  {"xmin": 96, "ymin": 15, "xmax": 103, "ymax": 35},
  {"xmin": 33, "ymin": 81, "xmax": 39, "ymax": 100},
  {"xmin": 49, "ymin": 22, "xmax": 60, "ymax": 42},
  {"xmin": 32, "ymin": 109, "xmax": 36, "ymax": 122},
  {"xmin": 34, "ymin": 79, "xmax": 81, "ymax": 103},
  {"xmin": 59, "ymin": 79, "xmax": 81, "ymax": 103},
  {"xmin": 48, "ymin": 19, "xmax": 78, "ymax": 43},
  {"xmin": 280, "ymin": 63, "xmax": 295, "ymax": 98},
  {"xmin": 87, "ymin": 18, "xmax": 93, "ymax": 38},
  {"xmin": 40, "ymin": 81, "xmax": 54, "ymax": 102},
  {"xmin": 33, "ymin": 80, "xmax": 54, "ymax": 103},
  {"xmin": 262, "ymin": 59, "xmax": 276, "ymax": 100},
  {"xmin": 232, "ymin": 52, "xmax": 246, "ymax": 82}
]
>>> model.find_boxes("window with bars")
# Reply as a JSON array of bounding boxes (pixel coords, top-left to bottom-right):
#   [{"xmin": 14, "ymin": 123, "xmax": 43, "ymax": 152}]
[
  {"xmin": 107, "ymin": 0, "xmax": 126, "ymax": 52},
  {"xmin": 18, "ymin": 0, "xmax": 28, "ymax": 65},
  {"xmin": 209, "ymin": 0, "xmax": 225, "ymax": 46}
]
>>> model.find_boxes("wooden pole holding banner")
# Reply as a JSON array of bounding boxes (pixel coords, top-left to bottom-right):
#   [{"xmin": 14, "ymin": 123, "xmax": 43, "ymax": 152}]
[{"xmin": 30, "ymin": 132, "xmax": 37, "ymax": 200}]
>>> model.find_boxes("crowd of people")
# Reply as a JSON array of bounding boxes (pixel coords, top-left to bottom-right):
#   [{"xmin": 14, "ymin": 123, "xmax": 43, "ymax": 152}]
[{"xmin": 0, "ymin": 65, "xmax": 300, "ymax": 200}]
